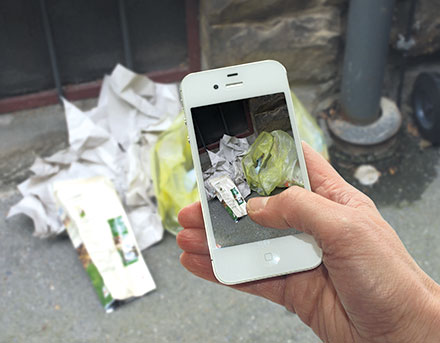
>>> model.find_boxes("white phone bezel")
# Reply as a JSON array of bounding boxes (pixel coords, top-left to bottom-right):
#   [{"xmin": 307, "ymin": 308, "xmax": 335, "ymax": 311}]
[{"xmin": 181, "ymin": 60, "xmax": 322, "ymax": 285}]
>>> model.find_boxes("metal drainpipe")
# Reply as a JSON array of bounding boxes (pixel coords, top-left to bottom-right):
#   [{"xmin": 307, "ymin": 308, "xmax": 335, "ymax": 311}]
[{"xmin": 341, "ymin": 0, "xmax": 396, "ymax": 125}]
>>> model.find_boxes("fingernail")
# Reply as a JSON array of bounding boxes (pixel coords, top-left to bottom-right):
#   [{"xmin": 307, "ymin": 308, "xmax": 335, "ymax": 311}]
[{"xmin": 247, "ymin": 197, "xmax": 269, "ymax": 213}]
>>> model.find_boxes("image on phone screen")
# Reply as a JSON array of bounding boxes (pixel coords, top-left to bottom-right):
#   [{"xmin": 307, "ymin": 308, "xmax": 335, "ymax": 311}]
[{"xmin": 191, "ymin": 92, "xmax": 304, "ymax": 248}]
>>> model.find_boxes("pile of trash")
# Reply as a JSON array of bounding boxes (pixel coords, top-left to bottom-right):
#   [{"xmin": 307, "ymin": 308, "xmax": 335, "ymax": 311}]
[
  {"xmin": 6, "ymin": 65, "xmax": 329, "ymax": 311},
  {"xmin": 7, "ymin": 65, "xmax": 188, "ymax": 311},
  {"xmin": 8, "ymin": 64, "xmax": 182, "ymax": 247}
]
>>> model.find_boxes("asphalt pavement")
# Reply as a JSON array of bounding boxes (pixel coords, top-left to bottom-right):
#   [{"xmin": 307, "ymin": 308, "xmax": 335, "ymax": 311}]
[{"xmin": 1, "ymin": 101, "xmax": 440, "ymax": 343}]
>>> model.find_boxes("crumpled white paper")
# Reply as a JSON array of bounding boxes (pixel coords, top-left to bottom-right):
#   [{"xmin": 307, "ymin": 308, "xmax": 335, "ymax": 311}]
[
  {"xmin": 203, "ymin": 134, "xmax": 251, "ymax": 200},
  {"xmin": 7, "ymin": 64, "xmax": 180, "ymax": 250}
]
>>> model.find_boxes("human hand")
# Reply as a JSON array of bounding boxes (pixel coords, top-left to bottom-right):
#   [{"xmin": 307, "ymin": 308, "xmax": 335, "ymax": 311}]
[{"xmin": 177, "ymin": 142, "xmax": 440, "ymax": 342}]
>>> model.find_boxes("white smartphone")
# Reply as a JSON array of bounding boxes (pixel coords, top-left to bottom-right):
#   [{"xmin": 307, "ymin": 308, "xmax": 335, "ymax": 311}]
[{"xmin": 180, "ymin": 60, "xmax": 322, "ymax": 285}]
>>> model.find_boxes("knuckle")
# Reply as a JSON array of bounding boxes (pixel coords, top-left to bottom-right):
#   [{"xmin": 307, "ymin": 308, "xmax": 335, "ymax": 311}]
[
  {"xmin": 322, "ymin": 208, "xmax": 360, "ymax": 249},
  {"xmin": 282, "ymin": 186, "xmax": 304, "ymax": 203},
  {"xmin": 358, "ymin": 194, "xmax": 378, "ymax": 210}
]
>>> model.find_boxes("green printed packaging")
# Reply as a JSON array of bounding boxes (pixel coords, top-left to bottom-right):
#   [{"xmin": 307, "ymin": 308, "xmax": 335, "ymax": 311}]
[
  {"xmin": 54, "ymin": 176, "xmax": 156, "ymax": 312},
  {"xmin": 209, "ymin": 175, "xmax": 247, "ymax": 222},
  {"xmin": 108, "ymin": 216, "xmax": 139, "ymax": 266},
  {"xmin": 58, "ymin": 207, "xmax": 115, "ymax": 311}
]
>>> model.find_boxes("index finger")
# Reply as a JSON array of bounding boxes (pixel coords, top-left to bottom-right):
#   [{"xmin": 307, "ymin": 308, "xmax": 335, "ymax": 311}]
[
  {"xmin": 178, "ymin": 201, "xmax": 205, "ymax": 229},
  {"xmin": 302, "ymin": 142, "xmax": 376, "ymax": 209}
]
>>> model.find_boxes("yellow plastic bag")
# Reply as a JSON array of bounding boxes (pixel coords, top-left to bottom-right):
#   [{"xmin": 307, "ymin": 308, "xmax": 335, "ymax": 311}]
[
  {"xmin": 150, "ymin": 113, "xmax": 199, "ymax": 235},
  {"xmin": 242, "ymin": 130, "xmax": 303, "ymax": 196},
  {"xmin": 291, "ymin": 91, "xmax": 329, "ymax": 160}
]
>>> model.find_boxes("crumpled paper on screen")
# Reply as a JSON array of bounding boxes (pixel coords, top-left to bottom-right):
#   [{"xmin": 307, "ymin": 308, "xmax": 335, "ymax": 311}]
[
  {"xmin": 203, "ymin": 134, "xmax": 251, "ymax": 200},
  {"xmin": 7, "ymin": 64, "xmax": 180, "ymax": 251}
]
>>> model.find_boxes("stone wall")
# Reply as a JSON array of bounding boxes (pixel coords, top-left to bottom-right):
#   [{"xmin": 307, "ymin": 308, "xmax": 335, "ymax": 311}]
[
  {"xmin": 389, "ymin": 0, "xmax": 440, "ymax": 106},
  {"xmin": 391, "ymin": 0, "xmax": 440, "ymax": 57},
  {"xmin": 199, "ymin": 0, "xmax": 440, "ymax": 115}
]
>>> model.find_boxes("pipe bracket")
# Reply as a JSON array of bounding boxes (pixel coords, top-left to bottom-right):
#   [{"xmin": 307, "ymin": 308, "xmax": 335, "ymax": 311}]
[{"xmin": 327, "ymin": 97, "xmax": 402, "ymax": 146}]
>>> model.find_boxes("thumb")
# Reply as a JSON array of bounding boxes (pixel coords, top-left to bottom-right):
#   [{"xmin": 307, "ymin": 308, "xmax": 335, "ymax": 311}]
[{"xmin": 247, "ymin": 186, "xmax": 351, "ymax": 244}]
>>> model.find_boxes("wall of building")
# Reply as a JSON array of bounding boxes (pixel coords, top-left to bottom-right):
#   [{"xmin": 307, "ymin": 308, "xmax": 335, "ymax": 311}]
[{"xmin": 199, "ymin": 0, "xmax": 440, "ymax": 115}]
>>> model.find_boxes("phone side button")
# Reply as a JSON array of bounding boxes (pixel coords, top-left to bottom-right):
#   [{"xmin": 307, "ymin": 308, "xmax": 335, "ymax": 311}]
[{"xmin": 187, "ymin": 135, "xmax": 190, "ymax": 144}]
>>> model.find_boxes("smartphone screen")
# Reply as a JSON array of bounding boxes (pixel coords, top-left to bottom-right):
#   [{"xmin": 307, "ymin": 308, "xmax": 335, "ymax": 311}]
[{"xmin": 191, "ymin": 92, "xmax": 304, "ymax": 248}]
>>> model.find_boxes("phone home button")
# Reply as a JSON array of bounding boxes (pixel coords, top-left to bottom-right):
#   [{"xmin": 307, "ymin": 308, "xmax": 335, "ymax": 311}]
[{"xmin": 264, "ymin": 253, "xmax": 273, "ymax": 262}]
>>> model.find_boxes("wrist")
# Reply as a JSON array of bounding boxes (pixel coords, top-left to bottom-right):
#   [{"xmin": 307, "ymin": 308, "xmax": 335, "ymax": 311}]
[
  {"xmin": 396, "ymin": 279, "xmax": 440, "ymax": 343},
  {"xmin": 418, "ymin": 282, "xmax": 440, "ymax": 342}
]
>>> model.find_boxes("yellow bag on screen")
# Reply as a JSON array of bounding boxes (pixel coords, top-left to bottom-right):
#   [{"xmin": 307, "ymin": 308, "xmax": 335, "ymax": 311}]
[{"xmin": 242, "ymin": 130, "xmax": 303, "ymax": 196}]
